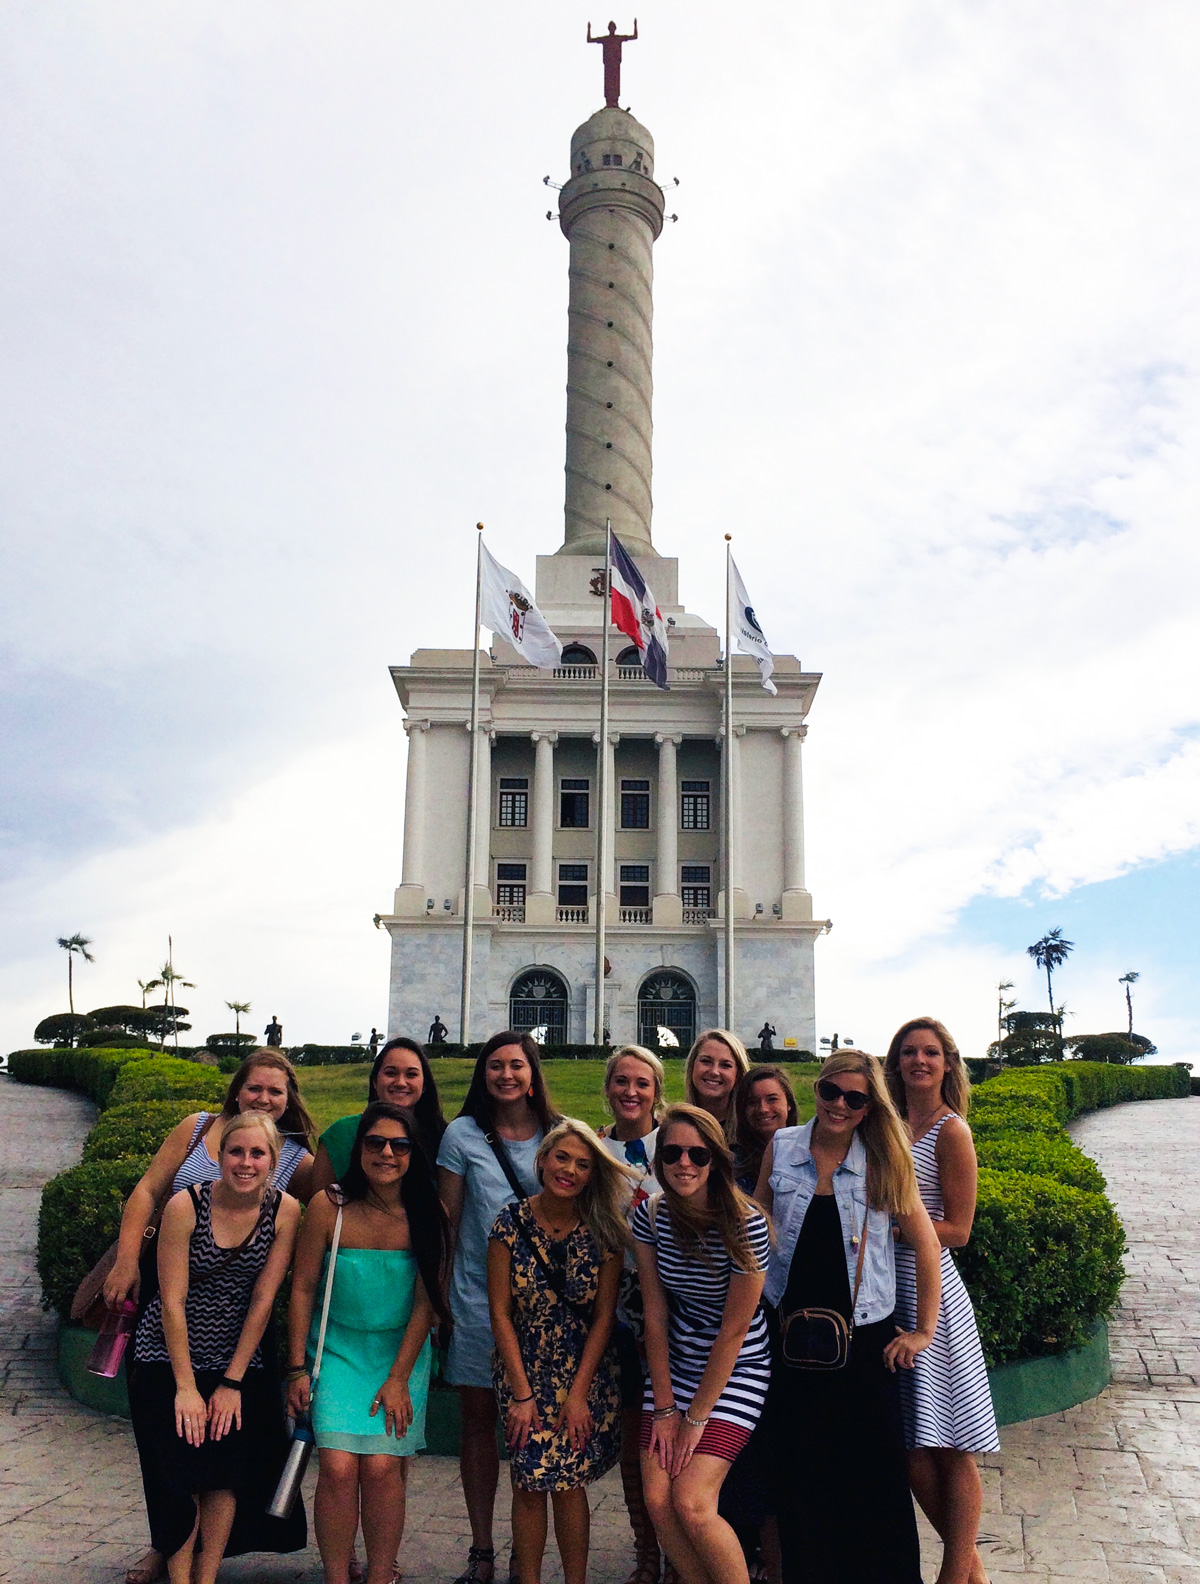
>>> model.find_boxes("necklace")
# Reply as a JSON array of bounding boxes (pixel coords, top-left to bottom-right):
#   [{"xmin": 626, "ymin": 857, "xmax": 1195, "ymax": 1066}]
[
  {"xmin": 365, "ymin": 1194, "xmax": 407, "ymax": 1223},
  {"xmin": 532, "ymin": 1199, "xmax": 579, "ymax": 1238}
]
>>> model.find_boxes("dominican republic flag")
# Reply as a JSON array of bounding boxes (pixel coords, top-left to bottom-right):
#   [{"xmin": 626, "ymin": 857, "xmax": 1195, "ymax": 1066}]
[{"xmin": 610, "ymin": 532, "xmax": 669, "ymax": 689}]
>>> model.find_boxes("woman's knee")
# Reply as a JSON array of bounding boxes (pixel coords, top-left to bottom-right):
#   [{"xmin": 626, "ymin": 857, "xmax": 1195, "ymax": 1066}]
[
  {"xmin": 316, "ymin": 1450, "xmax": 360, "ymax": 1490},
  {"xmin": 359, "ymin": 1455, "xmax": 405, "ymax": 1492}
]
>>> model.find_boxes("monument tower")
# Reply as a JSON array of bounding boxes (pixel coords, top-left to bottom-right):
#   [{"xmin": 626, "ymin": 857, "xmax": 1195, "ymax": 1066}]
[{"xmin": 380, "ymin": 30, "xmax": 827, "ymax": 1051}]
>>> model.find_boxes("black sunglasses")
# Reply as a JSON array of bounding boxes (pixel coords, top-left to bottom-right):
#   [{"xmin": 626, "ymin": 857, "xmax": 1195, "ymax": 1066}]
[
  {"xmin": 659, "ymin": 1144, "xmax": 712, "ymax": 1167},
  {"xmin": 362, "ymin": 1134, "xmax": 412, "ymax": 1156},
  {"xmin": 817, "ymin": 1078, "xmax": 870, "ymax": 1113}
]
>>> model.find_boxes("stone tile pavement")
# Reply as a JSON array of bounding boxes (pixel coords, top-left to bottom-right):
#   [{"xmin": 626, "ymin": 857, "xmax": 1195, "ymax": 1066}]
[{"xmin": 1, "ymin": 1077, "xmax": 1197, "ymax": 1581}]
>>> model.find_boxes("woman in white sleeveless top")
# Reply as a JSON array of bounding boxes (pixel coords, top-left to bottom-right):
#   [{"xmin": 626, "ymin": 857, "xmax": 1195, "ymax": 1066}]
[{"xmin": 886, "ymin": 1018, "xmax": 999, "ymax": 1584}]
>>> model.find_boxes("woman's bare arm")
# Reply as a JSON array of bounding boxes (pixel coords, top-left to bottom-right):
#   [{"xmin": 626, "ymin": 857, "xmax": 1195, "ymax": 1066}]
[
  {"xmin": 102, "ymin": 1113, "xmax": 208, "ymax": 1307},
  {"xmin": 931, "ymin": 1116, "xmax": 978, "ymax": 1248},
  {"xmin": 438, "ymin": 1167, "xmax": 466, "ymax": 1262},
  {"xmin": 282, "ymin": 1151, "xmax": 316, "ymax": 1206},
  {"xmin": 753, "ymin": 1137, "xmax": 776, "ymax": 1213},
  {"xmin": 685, "ymin": 1266, "xmax": 764, "ymax": 1423},
  {"xmin": 308, "ymin": 1142, "xmax": 337, "ymax": 1198},
  {"xmin": 284, "ymin": 1190, "xmax": 335, "ymax": 1415}
]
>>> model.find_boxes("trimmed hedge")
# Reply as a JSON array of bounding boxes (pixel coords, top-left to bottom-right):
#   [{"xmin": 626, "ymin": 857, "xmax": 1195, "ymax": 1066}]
[
  {"xmin": 8, "ymin": 1046, "xmax": 150, "ymax": 1107},
  {"xmin": 108, "ymin": 1058, "xmax": 227, "ymax": 1111},
  {"xmin": 974, "ymin": 1134, "xmax": 1106, "ymax": 1194},
  {"xmin": 82, "ymin": 1100, "xmax": 205, "ymax": 1164},
  {"xmin": 37, "ymin": 1155, "xmax": 152, "ymax": 1320}
]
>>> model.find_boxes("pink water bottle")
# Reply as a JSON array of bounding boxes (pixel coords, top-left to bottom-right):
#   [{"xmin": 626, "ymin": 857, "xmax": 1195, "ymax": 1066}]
[{"xmin": 86, "ymin": 1300, "xmax": 138, "ymax": 1378}]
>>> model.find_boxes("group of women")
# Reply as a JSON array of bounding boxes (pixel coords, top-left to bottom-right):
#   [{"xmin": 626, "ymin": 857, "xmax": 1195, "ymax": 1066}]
[{"xmin": 107, "ymin": 1018, "xmax": 998, "ymax": 1584}]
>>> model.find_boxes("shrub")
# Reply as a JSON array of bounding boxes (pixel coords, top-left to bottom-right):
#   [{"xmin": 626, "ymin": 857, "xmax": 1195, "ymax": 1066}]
[
  {"xmin": 37, "ymin": 1155, "xmax": 152, "ymax": 1319},
  {"xmin": 205, "ymin": 1032, "xmax": 257, "ymax": 1054},
  {"xmin": 8, "ymin": 1046, "xmax": 147, "ymax": 1106},
  {"xmin": 81, "ymin": 1100, "xmax": 202, "ymax": 1164},
  {"xmin": 33, "ymin": 1013, "xmax": 96, "ymax": 1046},
  {"xmin": 86, "ymin": 1006, "xmax": 160, "ymax": 1038},
  {"xmin": 108, "ymin": 1057, "xmax": 227, "ymax": 1110},
  {"xmin": 974, "ymin": 1134, "xmax": 1106, "ymax": 1194},
  {"xmin": 76, "ymin": 1029, "xmax": 152, "ymax": 1049},
  {"xmin": 1065, "ymin": 1033, "xmax": 1153, "ymax": 1065}
]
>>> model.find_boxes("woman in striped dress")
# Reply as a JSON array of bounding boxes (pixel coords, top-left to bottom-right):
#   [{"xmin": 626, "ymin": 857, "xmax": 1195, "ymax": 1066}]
[
  {"xmin": 634, "ymin": 1104, "xmax": 771, "ymax": 1584},
  {"xmin": 886, "ymin": 1019, "xmax": 999, "ymax": 1584}
]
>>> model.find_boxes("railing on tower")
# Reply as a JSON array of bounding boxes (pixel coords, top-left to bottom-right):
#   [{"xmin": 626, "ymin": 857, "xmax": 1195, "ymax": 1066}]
[
  {"xmin": 618, "ymin": 906, "xmax": 653, "ymax": 925},
  {"xmin": 494, "ymin": 903, "xmax": 526, "ymax": 924},
  {"xmin": 556, "ymin": 905, "xmax": 590, "ymax": 924}
]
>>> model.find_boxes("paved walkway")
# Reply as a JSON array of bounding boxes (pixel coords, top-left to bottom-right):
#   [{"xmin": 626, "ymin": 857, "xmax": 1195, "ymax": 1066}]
[{"xmin": 1, "ymin": 1080, "xmax": 1198, "ymax": 1582}]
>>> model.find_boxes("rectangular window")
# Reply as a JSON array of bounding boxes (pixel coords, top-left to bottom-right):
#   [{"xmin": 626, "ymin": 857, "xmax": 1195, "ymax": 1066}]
[
  {"xmin": 681, "ymin": 864, "xmax": 711, "ymax": 910},
  {"xmin": 558, "ymin": 862, "xmax": 589, "ymax": 907},
  {"xmin": 681, "ymin": 780, "xmax": 710, "ymax": 830},
  {"xmin": 496, "ymin": 862, "xmax": 526, "ymax": 907},
  {"xmin": 498, "ymin": 777, "xmax": 528, "ymax": 828},
  {"xmin": 621, "ymin": 778, "xmax": 651, "ymax": 829},
  {"xmin": 560, "ymin": 778, "xmax": 590, "ymax": 828},
  {"xmin": 619, "ymin": 864, "xmax": 650, "ymax": 907}
]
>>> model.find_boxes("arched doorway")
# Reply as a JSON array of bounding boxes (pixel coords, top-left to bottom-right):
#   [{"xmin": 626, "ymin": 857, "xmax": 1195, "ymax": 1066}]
[
  {"xmin": 509, "ymin": 968, "xmax": 569, "ymax": 1046},
  {"xmin": 637, "ymin": 970, "xmax": 696, "ymax": 1051},
  {"xmin": 560, "ymin": 643, "xmax": 597, "ymax": 666}
]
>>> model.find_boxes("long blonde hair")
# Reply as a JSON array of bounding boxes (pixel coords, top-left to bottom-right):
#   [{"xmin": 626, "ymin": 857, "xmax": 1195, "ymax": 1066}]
[
  {"xmin": 604, "ymin": 1045, "xmax": 666, "ymax": 1125},
  {"xmin": 883, "ymin": 1018, "xmax": 971, "ymax": 1118},
  {"xmin": 653, "ymin": 1104, "xmax": 762, "ymax": 1272},
  {"xmin": 684, "ymin": 1029, "xmax": 752, "ymax": 1138},
  {"xmin": 818, "ymin": 1051, "xmax": 919, "ymax": 1217},
  {"xmin": 537, "ymin": 1119, "xmax": 636, "ymax": 1256}
]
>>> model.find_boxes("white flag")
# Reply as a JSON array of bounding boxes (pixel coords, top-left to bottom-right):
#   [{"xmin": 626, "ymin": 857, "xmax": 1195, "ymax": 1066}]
[
  {"xmin": 730, "ymin": 557, "xmax": 777, "ymax": 695},
  {"xmin": 479, "ymin": 542, "xmax": 563, "ymax": 669}
]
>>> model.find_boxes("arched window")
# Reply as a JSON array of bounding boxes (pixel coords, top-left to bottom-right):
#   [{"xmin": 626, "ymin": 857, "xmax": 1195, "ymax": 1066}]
[
  {"xmin": 615, "ymin": 645, "xmax": 640, "ymax": 667},
  {"xmin": 637, "ymin": 970, "xmax": 697, "ymax": 1051},
  {"xmin": 560, "ymin": 643, "xmax": 597, "ymax": 666},
  {"xmin": 509, "ymin": 968, "xmax": 569, "ymax": 1046}
]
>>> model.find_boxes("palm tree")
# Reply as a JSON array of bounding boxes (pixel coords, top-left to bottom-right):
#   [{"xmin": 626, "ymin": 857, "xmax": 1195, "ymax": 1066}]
[
  {"xmin": 57, "ymin": 934, "xmax": 95, "ymax": 1040},
  {"xmin": 157, "ymin": 951, "xmax": 195, "ymax": 1051},
  {"xmin": 1027, "ymin": 928, "xmax": 1074, "ymax": 1021},
  {"xmin": 226, "ymin": 1000, "xmax": 251, "ymax": 1037},
  {"xmin": 997, "ymin": 980, "xmax": 1016, "ymax": 1046},
  {"xmin": 1118, "ymin": 972, "xmax": 1139, "ymax": 1037},
  {"xmin": 137, "ymin": 977, "xmax": 162, "ymax": 1009}
]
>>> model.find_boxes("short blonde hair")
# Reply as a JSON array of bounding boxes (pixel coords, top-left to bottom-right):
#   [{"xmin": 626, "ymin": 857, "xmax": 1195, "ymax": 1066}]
[
  {"xmin": 537, "ymin": 1118, "xmax": 636, "ymax": 1256},
  {"xmin": 818, "ymin": 1051, "xmax": 918, "ymax": 1216},
  {"xmin": 604, "ymin": 1045, "xmax": 666, "ymax": 1123},
  {"xmin": 219, "ymin": 1110, "xmax": 281, "ymax": 1171}
]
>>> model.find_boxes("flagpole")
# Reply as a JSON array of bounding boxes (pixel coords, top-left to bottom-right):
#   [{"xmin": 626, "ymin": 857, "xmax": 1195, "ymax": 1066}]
[
  {"xmin": 593, "ymin": 520, "xmax": 613, "ymax": 1047},
  {"xmin": 723, "ymin": 534, "xmax": 735, "ymax": 1036},
  {"xmin": 460, "ymin": 523, "xmax": 485, "ymax": 1046}
]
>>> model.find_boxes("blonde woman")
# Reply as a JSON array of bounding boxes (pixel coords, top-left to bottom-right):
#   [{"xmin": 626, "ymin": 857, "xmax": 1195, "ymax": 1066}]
[
  {"xmin": 684, "ymin": 1030, "xmax": 751, "ymax": 1141},
  {"xmin": 636, "ymin": 1104, "xmax": 771, "ymax": 1584},
  {"xmin": 598, "ymin": 1046, "xmax": 665, "ymax": 1584},
  {"xmin": 756, "ymin": 1051, "xmax": 942, "ymax": 1584},
  {"xmin": 487, "ymin": 1119, "xmax": 633, "ymax": 1584},
  {"xmin": 885, "ymin": 1019, "xmax": 998, "ymax": 1584}
]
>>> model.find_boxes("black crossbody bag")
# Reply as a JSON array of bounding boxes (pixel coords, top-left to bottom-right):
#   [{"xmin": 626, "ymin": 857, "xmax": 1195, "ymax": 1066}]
[{"xmin": 778, "ymin": 1201, "xmax": 870, "ymax": 1371}]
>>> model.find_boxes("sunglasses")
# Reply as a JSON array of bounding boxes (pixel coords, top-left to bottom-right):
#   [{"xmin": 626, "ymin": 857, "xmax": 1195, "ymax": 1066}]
[
  {"xmin": 658, "ymin": 1144, "xmax": 712, "ymax": 1167},
  {"xmin": 817, "ymin": 1079, "xmax": 870, "ymax": 1113},
  {"xmin": 362, "ymin": 1134, "xmax": 412, "ymax": 1156}
]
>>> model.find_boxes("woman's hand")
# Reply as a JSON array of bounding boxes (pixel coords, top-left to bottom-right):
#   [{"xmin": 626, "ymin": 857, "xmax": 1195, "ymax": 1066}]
[
  {"xmin": 669, "ymin": 1415, "xmax": 706, "ymax": 1477},
  {"xmin": 554, "ymin": 1387, "xmax": 594, "ymax": 1453},
  {"xmin": 102, "ymin": 1257, "xmax": 139, "ymax": 1310},
  {"xmin": 371, "ymin": 1375, "xmax": 414, "ymax": 1439},
  {"xmin": 285, "ymin": 1372, "xmax": 310, "ymax": 1418},
  {"xmin": 884, "ymin": 1327, "xmax": 934, "ymax": 1371},
  {"xmin": 646, "ymin": 1409, "xmax": 680, "ymax": 1473},
  {"xmin": 207, "ymin": 1384, "xmax": 243, "ymax": 1441},
  {"xmin": 174, "ymin": 1385, "xmax": 208, "ymax": 1446},
  {"xmin": 505, "ymin": 1394, "xmax": 542, "ymax": 1453}
]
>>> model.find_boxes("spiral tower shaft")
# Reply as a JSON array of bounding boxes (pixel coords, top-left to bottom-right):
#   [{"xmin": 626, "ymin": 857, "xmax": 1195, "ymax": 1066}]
[{"xmin": 558, "ymin": 108, "xmax": 665, "ymax": 557}]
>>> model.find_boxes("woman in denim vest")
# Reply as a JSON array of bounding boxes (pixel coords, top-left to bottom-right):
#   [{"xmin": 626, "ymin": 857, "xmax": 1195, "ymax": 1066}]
[{"xmin": 755, "ymin": 1050, "xmax": 942, "ymax": 1584}]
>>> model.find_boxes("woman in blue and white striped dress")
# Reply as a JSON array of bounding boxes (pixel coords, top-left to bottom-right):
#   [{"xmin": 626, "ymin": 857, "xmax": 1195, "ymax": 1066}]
[
  {"xmin": 886, "ymin": 1018, "xmax": 999, "ymax": 1584},
  {"xmin": 634, "ymin": 1103, "xmax": 771, "ymax": 1584}
]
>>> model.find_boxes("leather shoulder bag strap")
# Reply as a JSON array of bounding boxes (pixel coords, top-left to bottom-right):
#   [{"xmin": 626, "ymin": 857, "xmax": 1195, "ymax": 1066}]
[
  {"xmin": 847, "ymin": 1199, "xmax": 870, "ymax": 1320},
  {"xmin": 483, "ymin": 1128, "xmax": 529, "ymax": 1203}
]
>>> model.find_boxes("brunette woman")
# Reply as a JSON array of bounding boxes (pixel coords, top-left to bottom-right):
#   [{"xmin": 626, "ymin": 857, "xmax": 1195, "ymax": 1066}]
[
  {"xmin": 437, "ymin": 1032, "xmax": 559, "ymax": 1584},
  {"xmin": 489, "ymin": 1119, "xmax": 631, "ymax": 1584},
  {"xmin": 597, "ymin": 1046, "xmax": 666, "ymax": 1584},
  {"xmin": 885, "ymin": 1019, "xmax": 998, "ymax": 1584},
  {"xmin": 311, "ymin": 1037, "xmax": 447, "ymax": 1191},
  {"xmin": 684, "ymin": 1031, "xmax": 751, "ymax": 1142},
  {"xmin": 288, "ymin": 1103, "xmax": 451, "ymax": 1584},
  {"xmin": 756, "ymin": 1050, "xmax": 942, "ymax": 1584},
  {"xmin": 732, "ymin": 1065, "xmax": 798, "ymax": 1194},
  {"xmin": 127, "ymin": 1114, "xmax": 304, "ymax": 1584},
  {"xmin": 636, "ymin": 1104, "xmax": 771, "ymax": 1584},
  {"xmin": 109, "ymin": 1051, "xmax": 316, "ymax": 1584}
]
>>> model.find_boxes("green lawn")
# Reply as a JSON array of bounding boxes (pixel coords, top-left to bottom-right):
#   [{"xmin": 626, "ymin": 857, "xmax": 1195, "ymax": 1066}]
[{"xmin": 297, "ymin": 1059, "xmax": 818, "ymax": 1138}]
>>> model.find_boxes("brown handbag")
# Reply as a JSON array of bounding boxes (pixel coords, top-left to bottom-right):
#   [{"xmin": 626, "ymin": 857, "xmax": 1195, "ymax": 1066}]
[
  {"xmin": 70, "ymin": 1114, "xmax": 219, "ymax": 1330},
  {"xmin": 778, "ymin": 1199, "xmax": 870, "ymax": 1371}
]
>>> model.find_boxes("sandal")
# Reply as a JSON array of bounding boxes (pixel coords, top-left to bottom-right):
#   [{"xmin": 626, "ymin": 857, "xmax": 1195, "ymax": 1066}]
[
  {"xmin": 349, "ymin": 1546, "xmax": 364, "ymax": 1583},
  {"xmin": 125, "ymin": 1551, "xmax": 166, "ymax": 1584},
  {"xmin": 452, "ymin": 1546, "xmax": 496, "ymax": 1584}
]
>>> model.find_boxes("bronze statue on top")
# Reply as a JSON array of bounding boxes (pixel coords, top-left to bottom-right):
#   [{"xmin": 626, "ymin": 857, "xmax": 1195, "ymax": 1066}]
[{"xmin": 588, "ymin": 19, "xmax": 638, "ymax": 108}]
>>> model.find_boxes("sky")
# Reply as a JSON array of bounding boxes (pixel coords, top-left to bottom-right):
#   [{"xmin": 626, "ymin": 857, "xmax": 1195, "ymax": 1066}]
[{"xmin": 2, "ymin": 1, "xmax": 1198, "ymax": 1062}]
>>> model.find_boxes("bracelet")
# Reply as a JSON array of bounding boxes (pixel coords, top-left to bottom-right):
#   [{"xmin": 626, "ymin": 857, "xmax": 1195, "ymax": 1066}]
[
  {"xmin": 512, "ymin": 1392, "xmax": 534, "ymax": 1404},
  {"xmin": 219, "ymin": 1377, "xmax": 243, "ymax": 1392},
  {"xmin": 652, "ymin": 1404, "xmax": 679, "ymax": 1420},
  {"xmin": 283, "ymin": 1367, "xmax": 309, "ymax": 1381},
  {"xmin": 682, "ymin": 1410, "xmax": 709, "ymax": 1429}
]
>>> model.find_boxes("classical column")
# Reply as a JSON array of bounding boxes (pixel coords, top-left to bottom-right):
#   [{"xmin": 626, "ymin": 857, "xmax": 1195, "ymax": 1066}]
[
  {"xmin": 653, "ymin": 732, "xmax": 682, "ymax": 926},
  {"xmin": 593, "ymin": 729, "xmax": 619, "ymax": 907},
  {"xmin": 470, "ymin": 727, "xmax": 493, "ymax": 918},
  {"xmin": 718, "ymin": 727, "xmax": 748, "ymax": 921},
  {"xmin": 781, "ymin": 727, "xmax": 813, "ymax": 921},
  {"xmin": 394, "ymin": 720, "xmax": 428, "ymax": 917},
  {"xmin": 527, "ymin": 731, "xmax": 557, "ymax": 926}
]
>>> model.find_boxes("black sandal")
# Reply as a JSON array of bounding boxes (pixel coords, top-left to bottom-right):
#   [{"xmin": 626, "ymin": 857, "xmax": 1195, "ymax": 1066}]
[{"xmin": 452, "ymin": 1546, "xmax": 495, "ymax": 1584}]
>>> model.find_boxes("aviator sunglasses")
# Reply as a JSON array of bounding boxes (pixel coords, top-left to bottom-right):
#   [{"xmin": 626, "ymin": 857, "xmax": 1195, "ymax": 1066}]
[
  {"xmin": 362, "ymin": 1134, "xmax": 413, "ymax": 1156},
  {"xmin": 816, "ymin": 1078, "xmax": 870, "ymax": 1112},
  {"xmin": 658, "ymin": 1143, "xmax": 712, "ymax": 1167}
]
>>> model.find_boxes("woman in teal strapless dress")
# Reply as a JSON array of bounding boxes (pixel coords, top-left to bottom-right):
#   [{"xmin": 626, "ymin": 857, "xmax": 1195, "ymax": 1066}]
[{"xmin": 288, "ymin": 1103, "xmax": 451, "ymax": 1584}]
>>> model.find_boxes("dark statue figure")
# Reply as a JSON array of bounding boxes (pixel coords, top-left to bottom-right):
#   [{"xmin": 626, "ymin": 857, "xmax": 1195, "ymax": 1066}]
[
  {"xmin": 368, "ymin": 1027, "xmax": 380, "ymax": 1056},
  {"xmin": 428, "ymin": 1015, "xmax": 449, "ymax": 1046},
  {"xmin": 264, "ymin": 1016, "xmax": 283, "ymax": 1048},
  {"xmin": 588, "ymin": 19, "xmax": 638, "ymax": 108},
  {"xmin": 757, "ymin": 1022, "xmax": 776, "ymax": 1053}
]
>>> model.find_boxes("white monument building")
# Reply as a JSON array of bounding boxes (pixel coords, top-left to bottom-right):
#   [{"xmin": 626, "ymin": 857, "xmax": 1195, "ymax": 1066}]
[{"xmin": 380, "ymin": 47, "xmax": 826, "ymax": 1053}]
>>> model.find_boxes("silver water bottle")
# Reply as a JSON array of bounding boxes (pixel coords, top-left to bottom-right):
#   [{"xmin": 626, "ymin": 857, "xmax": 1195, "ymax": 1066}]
[{"xmin": 268, "ymin": 1418, "xmax": 314, "ymax": 1519}]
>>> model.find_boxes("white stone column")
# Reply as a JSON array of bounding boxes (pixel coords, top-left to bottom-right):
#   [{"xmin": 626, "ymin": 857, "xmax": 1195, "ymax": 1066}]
[
  {"xmin": 472, "ymin": 728, "xmax": 493, "ymax": 918},
  {"xmin": 527, "ymin": 731, "xmax": 557, "ymax": 926},
  {"xmin": 394, "ymin": 720, "xmax": 428, "ymax": 918},
  {"xmin": 653, "ymin": 733, "xmax": 682, "ymax": 926},
  {"xmin": 781, "ymin": 727, "xmax": 813, "ymax": 921},
  {"xmin": 605, "ymin": 732, "xmax": 619, "ymax": 902},
  {"xmin": 718, "ymin": 727, "xmax": 748, "ymax": 920}
]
